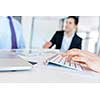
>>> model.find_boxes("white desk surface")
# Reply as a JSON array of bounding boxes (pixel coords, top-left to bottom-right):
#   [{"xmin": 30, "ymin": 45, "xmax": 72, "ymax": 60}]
[{"xmin": 0, "ymin": 49, "xmax": 100, "ymax": 83}]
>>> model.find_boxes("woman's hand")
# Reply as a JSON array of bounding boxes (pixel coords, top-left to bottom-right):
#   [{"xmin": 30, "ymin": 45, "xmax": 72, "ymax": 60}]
[{"xmin": 61, "ymin": 49, "xmax": 100, "ymax": 73}]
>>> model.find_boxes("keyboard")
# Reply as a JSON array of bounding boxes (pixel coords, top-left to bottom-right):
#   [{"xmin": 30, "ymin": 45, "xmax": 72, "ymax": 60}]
[{"xmin": 48, "ymin": 54, "xmax": 83, "ymax": 71}]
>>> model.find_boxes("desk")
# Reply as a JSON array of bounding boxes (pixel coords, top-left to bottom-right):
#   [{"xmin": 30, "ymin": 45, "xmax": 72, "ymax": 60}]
[{"xmin": 0, "ymin": 49, "xmax": 100, "ymax": 83}]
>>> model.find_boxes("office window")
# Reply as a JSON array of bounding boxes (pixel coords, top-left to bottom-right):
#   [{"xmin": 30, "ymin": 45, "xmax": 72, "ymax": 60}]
[{"xmin": 78, "ymin": 16, "xmax": 99, "ymax": 53}]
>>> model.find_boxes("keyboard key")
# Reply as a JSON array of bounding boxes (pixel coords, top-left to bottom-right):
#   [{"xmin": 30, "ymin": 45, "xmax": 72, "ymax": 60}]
[
  {"xmin": 60, "ymin": 57, "xmax": 66, "ymax": 65},
  {"xmin": 48, "ymin": 55, "xmax": 83, "ymax": 71},
  {"xmin": 70, "ymin": 61, "xmax": 76, "ymax": 69},
  {"xmin": 75, "ymin": 64, "xmax": 83, "ymax": 71}
]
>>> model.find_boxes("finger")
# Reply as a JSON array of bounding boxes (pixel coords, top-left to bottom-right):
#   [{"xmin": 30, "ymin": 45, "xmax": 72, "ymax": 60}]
[
  {"xmin": 67, "ymin": 55, "xmax": 73, "ymax": 62},
  {"xmin": 72, "ymin": 56, "xmax": 88, "ymax": 64},
  {"xmin": 79, "ymin": 63, "xmax": 92, "ymax": 71},
  {"xmin": 66, "ymin": 49, "xmax": 84, "ymax": 57}
]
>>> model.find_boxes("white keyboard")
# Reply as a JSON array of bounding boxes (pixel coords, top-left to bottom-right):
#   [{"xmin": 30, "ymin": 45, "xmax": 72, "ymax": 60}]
[{"xmin": 48, "ymin": 54, "xmax": 83, "ymax": 71}]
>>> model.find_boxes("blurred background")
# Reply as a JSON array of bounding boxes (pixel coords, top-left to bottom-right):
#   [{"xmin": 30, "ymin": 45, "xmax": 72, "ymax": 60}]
[{"xmin": 13, "ymin": 16, "xmax": 100, "ymax": 54}]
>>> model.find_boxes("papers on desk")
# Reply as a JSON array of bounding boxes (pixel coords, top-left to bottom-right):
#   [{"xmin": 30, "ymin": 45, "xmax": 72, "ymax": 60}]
[
  {"xmin": 17, "ymin": 49, "xmax": 59, "ymax": 56},
  {"xmin": 17, "ymin": 49, "xmax": 60, "ymax": 65}
]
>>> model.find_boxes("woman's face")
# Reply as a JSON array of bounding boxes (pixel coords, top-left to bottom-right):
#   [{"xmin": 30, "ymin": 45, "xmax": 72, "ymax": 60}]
[{"xmin": 65, "ymin": 18, "xmax": 77, "ymax": 33}]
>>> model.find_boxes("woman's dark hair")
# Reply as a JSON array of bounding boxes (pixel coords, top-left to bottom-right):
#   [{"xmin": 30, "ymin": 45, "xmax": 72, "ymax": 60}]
[{"xmin": 67, "ymin": 16, "xmax": 79, "ymax": 25}]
